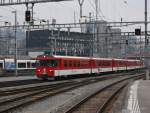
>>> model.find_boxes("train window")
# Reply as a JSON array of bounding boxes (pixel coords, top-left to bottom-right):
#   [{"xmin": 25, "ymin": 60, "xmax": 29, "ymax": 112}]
[
  {"xmin": 76, "ymin": 62, "xmax": 78, "ymax": 67},
  {"xmin": 69, "ymin": 61, "xmax": 72, "ymax": 67},
  {"xmin": 98, "ymin": 61, "xmax": 101, "ymax": 66},
  {"xmin": 80, "ymin": 60, "xmax": 88, "ymax": 67},
  {"xmin": 18, "ymin": 63, "xmax": 26, "ymax": 68},
  {"xmin": 0, "ymin": 63, "xmax": 3, "ymax": 68},
  {"xmin": 118, "ymin": 61, "xmax": 124, "ymax": 66},
  {"xmin": 78, "ymin": 61, "xmax": 80, "ymax": 67},
  {"xmin": 102, "ymin": 60, "xmax": 111, "ymax": 66},
  {"xmin": 64, "ymin": 61, "xmax": 68, "ymax": 67},
  {"xmin": 38, "ymin": 60, "xmax": 59, "ymax": 67},
  {"xmin": 27, "ymin": 62, "xmax": 30, "ymax": 68},
  {"xmin": 73, "ymin": 62, "xmax": 76, "ymax": 67}
]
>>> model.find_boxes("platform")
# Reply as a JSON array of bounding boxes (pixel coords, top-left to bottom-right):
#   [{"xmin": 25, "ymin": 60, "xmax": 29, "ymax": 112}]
[
  {"xmin": 124, "ymin": 80, "xmax": 150, "ymax": 113},
  {"xmin": 0, "ymin": 76, "xmax": 36, "ymax": 82}
]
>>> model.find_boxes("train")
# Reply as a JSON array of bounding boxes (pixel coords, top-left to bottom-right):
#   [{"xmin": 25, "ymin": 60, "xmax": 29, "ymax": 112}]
[
  {"xmin": 0, "ymin": 58, "xmax": 36, "ymax": 71},
  {"xmin": 35, "ymin": 55, "xmax": 144, "ymax": 80}
]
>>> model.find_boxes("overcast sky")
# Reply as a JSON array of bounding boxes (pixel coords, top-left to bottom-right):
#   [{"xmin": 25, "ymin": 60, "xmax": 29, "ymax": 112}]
[{"xmin": 0, "ymin": 0, "xmax": 149, "ymax": 31}]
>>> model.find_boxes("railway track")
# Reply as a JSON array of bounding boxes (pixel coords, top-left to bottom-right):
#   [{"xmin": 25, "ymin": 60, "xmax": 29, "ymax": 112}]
[
  {"xmin": 0, "ymin": 75, "xmax": 118, "ymax": 113},
  {"xmin": 0, "ymin": 79, "xmax": 44, "ymax": 88},
  {"xmin": 0, "ymin": 73, "xmax": 144, "ymax": 113},
  {"xmin": 61, "ymin": 75, "xmax": 144, "ymax": 113},
  {"xmin": 0, "ymin": 70, "xmax": 143, "ymax": 88}
]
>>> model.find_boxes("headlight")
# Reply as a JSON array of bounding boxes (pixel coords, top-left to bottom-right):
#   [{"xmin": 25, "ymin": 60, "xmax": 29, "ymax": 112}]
[{"xmin": 37, "ymin": 69, "xmax": 41, "ymax": 72}]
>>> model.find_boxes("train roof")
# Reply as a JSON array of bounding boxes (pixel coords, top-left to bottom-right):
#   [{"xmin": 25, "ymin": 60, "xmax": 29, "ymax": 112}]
[
  {"xmin": 92, "ymin": 57, "xmax": 112, "ymax": 60},
  {"xmin": 49, "ymin": 55, "xmax": 116, "ymax": 60},
  {"xmin": 37, "ymin": 55, "xmax": 97, "ymax": 60},
  {"xmin": 52, "ymin": 55, "xmax": 91, "ymax": 60},
  {"xmin": 36, "ymin": 55, "xmax": 141, "ymax": 62}
]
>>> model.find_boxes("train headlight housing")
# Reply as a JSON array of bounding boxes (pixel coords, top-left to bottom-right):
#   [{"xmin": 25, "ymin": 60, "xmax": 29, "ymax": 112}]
[
  {"xmin": 37, "ymin": 69, "xmax": 41, "ymax": 72},
  {"xmin": 49, "ymin": 70, "xmax": 52, "ymax": 72}
]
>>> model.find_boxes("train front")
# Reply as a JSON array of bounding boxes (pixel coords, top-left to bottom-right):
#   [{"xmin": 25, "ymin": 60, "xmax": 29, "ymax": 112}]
[{"xmin": 35, "ymin": 55, "xmax": 58, "ymax": 80}]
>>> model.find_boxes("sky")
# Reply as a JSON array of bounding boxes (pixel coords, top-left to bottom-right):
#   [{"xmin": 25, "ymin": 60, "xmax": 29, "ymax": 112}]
[{"xmin": 0, "ymin": 0, "xmax": 149, "ymax": 31}]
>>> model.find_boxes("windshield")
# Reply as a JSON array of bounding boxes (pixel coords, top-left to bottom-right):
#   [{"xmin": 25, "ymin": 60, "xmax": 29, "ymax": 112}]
[{"xmin": 37, "ymin": 60, "xmax": 58, "ymax": 67}]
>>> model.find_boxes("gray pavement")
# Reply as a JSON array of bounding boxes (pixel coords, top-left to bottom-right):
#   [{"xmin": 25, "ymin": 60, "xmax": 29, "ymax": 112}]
[
  {"xmin": 138, "ymin": 80, "xmax": 150, "ymax": 113},
  {"xmin": 125, "ymin": 80, "xmax": 150, "ymax": 113},
  {"xmin": 0, "ymin": 76, "xmax": 36, "ymax": 82}
]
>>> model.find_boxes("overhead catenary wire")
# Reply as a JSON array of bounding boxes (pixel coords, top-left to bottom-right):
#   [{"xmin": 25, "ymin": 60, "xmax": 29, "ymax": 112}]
[{"xmin": 87, "ymin": 0, "xmax": 105, "ymax": 20}]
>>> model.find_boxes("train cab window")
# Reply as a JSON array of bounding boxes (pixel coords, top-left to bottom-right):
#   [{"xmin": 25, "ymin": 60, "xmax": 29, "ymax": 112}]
[
  {"xmin": 18, "ymin": 63, "xmax": 26, "ymax": 68},
  {"xmin": 38, "ymin": 60, "xmax": 59, "ymax": 67}
]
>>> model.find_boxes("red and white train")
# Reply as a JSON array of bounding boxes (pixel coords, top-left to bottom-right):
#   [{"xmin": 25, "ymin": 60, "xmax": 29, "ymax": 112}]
[{"xmin": 35, "ymin": 55, "xmax": 144, "ymax": 80}]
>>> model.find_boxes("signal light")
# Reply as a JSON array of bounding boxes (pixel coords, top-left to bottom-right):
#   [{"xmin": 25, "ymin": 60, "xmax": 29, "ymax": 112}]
[
  {"xmin": 126, "ymin": 40, "xmax": 128, "ymax": 45},
  {"xmin": 25, "ymin": 10, "xmax": 31, "ymax": 22},
  {"xmin": 135, "ymin": 29, "xmax": 141, "ymax": 35}
]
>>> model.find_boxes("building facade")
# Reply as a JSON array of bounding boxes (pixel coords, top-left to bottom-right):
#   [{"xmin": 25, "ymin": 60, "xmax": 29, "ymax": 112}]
[{"xmin": 26, "ymin": 29, "xmax": 93, "ymax": 57}]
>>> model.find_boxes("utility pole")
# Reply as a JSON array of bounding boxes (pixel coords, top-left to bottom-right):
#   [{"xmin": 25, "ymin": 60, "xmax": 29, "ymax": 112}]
[
  {"xmin": 145, "ymin": 0, "xmax": 149, "ymax": 79},
  {"xmin": 74, "ymin": 11, "xmax": 76, "ymax": 24},
  {"xmin": 31, "ymin": 3, "xmax": 34, "ymax": 25},
  {"xmin": 95, "ymin": 0, "xmax": 99, "ymax": 57},
  {"xmin": 78, "ymin": 0, "xmax": 85, "ymax": 18},
  {"xmin": 145, "ymin": 0, "xmax": 148, "ymax": 51},
  {"xmin": 78, "ymin": 0, "xmax": 85, "ymax": 33},
  {"xmin": 12, "ymin": 10, "xmax": 17, "ymax": 76},
  {"xmin": 95, "ymin": 0, "xmax": 98, "ymax": 20}
]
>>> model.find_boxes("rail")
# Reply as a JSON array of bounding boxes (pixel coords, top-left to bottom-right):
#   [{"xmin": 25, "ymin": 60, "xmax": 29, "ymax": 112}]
[
  {"xmin": 0, "ymin": 73, "xmax": 144, "ymax": 112},
  {"xmin": 64, "ymin": 74, "xmax": 144, "ymax": 113}
]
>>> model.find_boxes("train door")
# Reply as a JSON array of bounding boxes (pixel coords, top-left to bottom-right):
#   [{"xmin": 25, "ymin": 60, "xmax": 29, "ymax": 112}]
[
  {"xmin": 112, "ymin": 59, "xmax": 114, "ymax": 71},
  {"xmin": 113, "ymin": 59, "xmax": 118, "ymax": 72},
  {"xmin": 97, "ymin": 60, "xmax": 101, "ymax": 74},
  {"xmin": 0, "ymin": 60, "xmax": 4, "ymax": 69},
  {"xmin": 90, "ymin": 59, "xmax": 96, "ymax": 74},
  {"xmin": 125, "ymin": 60, "xmax": 128, "ymax": 70},
  {"xmin": 56, "ymin": 59, "xmax": 62, "ymax": 76},
  {"xmin": 0, "ymin": 60, "xmax": 4, "ymax": 74}
]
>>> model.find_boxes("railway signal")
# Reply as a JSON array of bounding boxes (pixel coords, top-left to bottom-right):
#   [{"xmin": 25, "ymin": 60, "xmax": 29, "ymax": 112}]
[
  {"xmin": 135, "ymin": 28, "xmax": 141, "ymax": 35},
  {"xmin": 25, "ymin": 10, "xmax": 31, "ymax": 22}
]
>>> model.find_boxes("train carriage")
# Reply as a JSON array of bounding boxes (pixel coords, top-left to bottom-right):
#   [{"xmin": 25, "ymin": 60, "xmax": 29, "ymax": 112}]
[
  {"xmin": 113, "ymin": 59, "xmax": 127, "ymax": 71},
  {"xmin": 0, "ymin": 60, "xmax": 4, "ymax": 69},
  {"xmin": 0, "ymin": 59, "xmax": 36, "ymax": 72},
  {"xmin": 35, "ymin": 55, "xmax": 92, "ymax": 79},
  {"xmin": 17, "ymin": 60, "xmax": 36, "ymax": 70},
  {"xmin": 93, "ymin": 58, "xmax": 113, "ymax": 73},
  {"xmin": 35, "ymin": 55, "xmax": 144, "ymax": 80}
]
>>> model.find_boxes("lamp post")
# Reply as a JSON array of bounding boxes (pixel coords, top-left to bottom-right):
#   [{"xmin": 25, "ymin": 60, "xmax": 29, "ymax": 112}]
[
  {"xmin": 144, "ymin": 0, "xmax": 148, "ymax": 64},
  {"xmin": 144, "ymin": 0, "xmax": 149, "ymax": 79},
  {"xmin": 145, "ymin": 0, "xmax": 148, "ymax": 50},
  {"xmin": 12, "ymin": 10, "xmax": 17, "ymax": 76}
]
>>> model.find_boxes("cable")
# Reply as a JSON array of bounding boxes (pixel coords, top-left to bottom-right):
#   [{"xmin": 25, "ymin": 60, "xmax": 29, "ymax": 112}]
[{"xmin": 87, "ymin": 0, "xmax": 105, "ymax": 20}]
